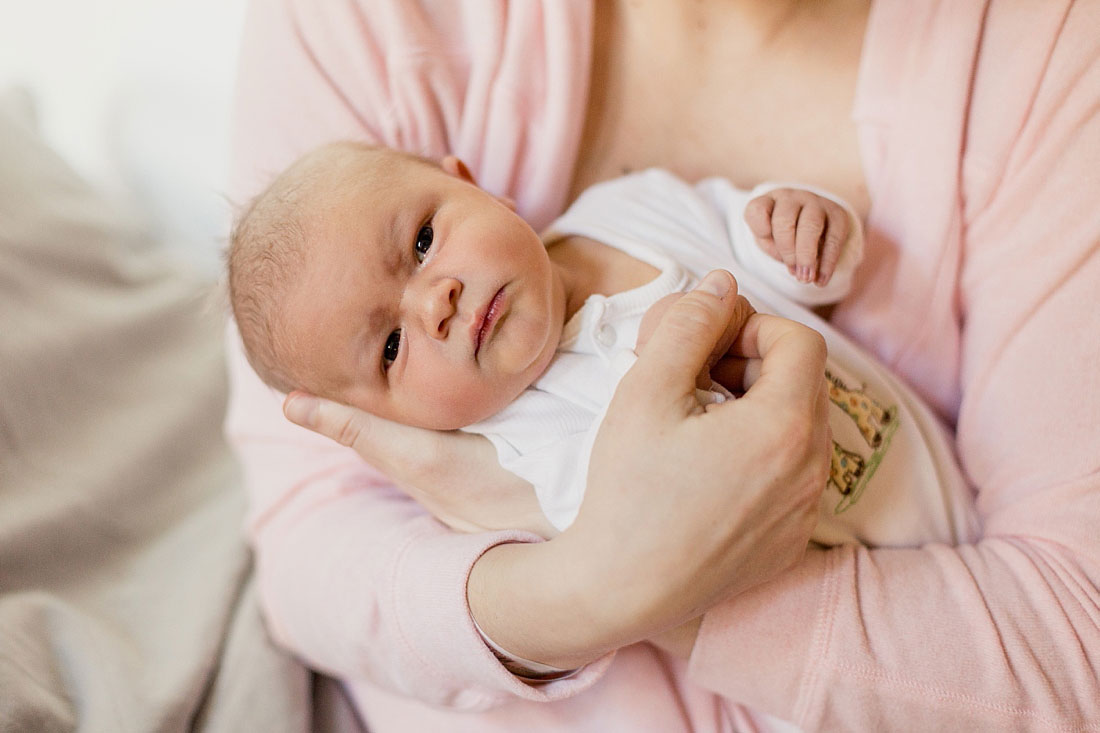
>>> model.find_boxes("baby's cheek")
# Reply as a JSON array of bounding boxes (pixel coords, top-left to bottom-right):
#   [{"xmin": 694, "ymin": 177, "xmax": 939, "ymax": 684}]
[{"xmin": 436, "ymin": 379, "xmax": 518, "ymax": 428}]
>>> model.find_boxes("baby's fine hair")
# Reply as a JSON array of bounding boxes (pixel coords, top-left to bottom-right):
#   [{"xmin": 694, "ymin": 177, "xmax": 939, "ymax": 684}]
[
  {"xmin": 227, "ymin": 145, "xmax": 330, "ymax": 394},
  {"xmin": 227, "ymin": 141, "xmax": 438, "ymax": 395}
]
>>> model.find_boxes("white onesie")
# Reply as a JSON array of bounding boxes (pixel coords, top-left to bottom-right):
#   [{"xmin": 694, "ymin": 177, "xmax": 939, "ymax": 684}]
[{"xmin": 466, "ymin": 170, "xmax": 978, "ymax": 547}]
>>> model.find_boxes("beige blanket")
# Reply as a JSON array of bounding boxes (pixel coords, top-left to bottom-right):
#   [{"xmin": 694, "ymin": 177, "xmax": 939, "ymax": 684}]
[{"xmin": 0, "ymin": 89, "xmax": 361, "ymax": 732}]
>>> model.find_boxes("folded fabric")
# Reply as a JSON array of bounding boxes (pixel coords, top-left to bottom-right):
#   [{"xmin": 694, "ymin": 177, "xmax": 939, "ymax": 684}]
[{"xmin": 0, "ymin": 87, "xmax": 328, "ymax": 732}]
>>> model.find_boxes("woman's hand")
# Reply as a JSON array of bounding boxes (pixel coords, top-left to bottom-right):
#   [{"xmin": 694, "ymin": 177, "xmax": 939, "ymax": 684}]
[
  {"xmin": 636, "ymin": 287, "xmax": 761, "ymax": 396},
  {"xmin": 470, "ymin": 270, "xmax": 830, "ymax": 668},
  {"xmin": 283, "ymin": 393, "xmax": 557, "ymax": 538},
  {"xmin": 583, "ymin": 270, "xmax": 830, "ymax": 636}
]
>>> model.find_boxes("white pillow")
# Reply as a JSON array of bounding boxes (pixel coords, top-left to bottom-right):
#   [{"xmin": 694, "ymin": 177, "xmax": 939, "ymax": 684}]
[{"xmin": 107, "ymin": 77, "xmax": 233, "ymax": 277}]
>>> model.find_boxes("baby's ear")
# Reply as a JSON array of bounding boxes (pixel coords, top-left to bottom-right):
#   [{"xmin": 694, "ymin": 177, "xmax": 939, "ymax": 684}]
[
  {"xmin": 441, "ymin": 155, "xmax": 515, "ymax": 210},
  {"xmin": 441, "ymin": 155, "xmax": 477, "ymax": 184}
]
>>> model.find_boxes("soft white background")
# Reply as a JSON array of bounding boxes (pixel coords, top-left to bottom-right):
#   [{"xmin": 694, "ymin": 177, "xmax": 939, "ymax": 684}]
[{"xmin": 0, "ymin": 0, "xmax": 247, "ymax": 276}]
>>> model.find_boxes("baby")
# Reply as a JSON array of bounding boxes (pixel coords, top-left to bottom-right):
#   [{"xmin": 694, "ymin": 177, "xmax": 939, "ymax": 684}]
[{"xmin": 229, "ymin": 142, "xmax": 977, "ymax": 546}]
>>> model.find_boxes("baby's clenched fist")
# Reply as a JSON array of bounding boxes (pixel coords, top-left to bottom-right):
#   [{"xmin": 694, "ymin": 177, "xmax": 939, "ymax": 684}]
[{"xmin": 744, "ymin": 188, "xmax": 850, "ymax": 286}]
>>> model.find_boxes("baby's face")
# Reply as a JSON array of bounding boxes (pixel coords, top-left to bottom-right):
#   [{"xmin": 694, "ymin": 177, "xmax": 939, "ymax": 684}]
[{"xmin": 283, "ymin": 151, "xmax": 564, "ymax": 430}]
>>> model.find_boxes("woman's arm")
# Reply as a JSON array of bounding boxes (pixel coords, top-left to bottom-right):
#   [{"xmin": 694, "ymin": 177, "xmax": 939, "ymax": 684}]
[
  {"xmin": 470, "ymin": 283, "xmax": 832, "ymax": 669},
  {"xmin": 686, "ymin": 3, "xmax": 1100, "ymax": 727},
  {"xmin": 233, "ymin": 0, "xmax": 831, "ymax": 699},
  {"xmin": 227, "ymin": 0, "xmax": 605, "ymax": 707},
  {"xmin": 226, "ymin": 329, "xmax": 609, "ymax": 708},
  {"xmin": 290, "ymin": 272, "xmax": 833, "ymax": 669}
]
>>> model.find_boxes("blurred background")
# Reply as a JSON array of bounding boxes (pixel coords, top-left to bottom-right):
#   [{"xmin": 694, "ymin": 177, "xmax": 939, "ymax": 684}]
[
  {"xmin": 0, "ymin": 5, "xmax": 320, "ymax": 728},
  {"xmin": 0, "ymin": 0, "xmax": 247, "ymax": 278}
]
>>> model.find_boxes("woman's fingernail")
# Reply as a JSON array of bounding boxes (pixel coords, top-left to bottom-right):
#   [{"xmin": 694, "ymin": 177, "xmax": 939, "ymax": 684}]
[
  {"xmin": 284, "ymin": 394, "xmax": 318, "ymax": 427},
  {"xmin": 697, "ymin": 270, "xmax": 731, "ymax": 298}
]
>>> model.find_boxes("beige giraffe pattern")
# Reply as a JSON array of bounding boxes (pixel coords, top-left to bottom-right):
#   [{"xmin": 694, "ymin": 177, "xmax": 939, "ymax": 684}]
[
  {"xmin": 827, "ymin": 370, "xmax": 895, "ymax": 448},
  {"xmin": 829, "ymin": 442, "xmax": 866, "ymax": 497},
  {"xmin": 825, "ymin": 368, "xmax": 900, "ymax": 513}
]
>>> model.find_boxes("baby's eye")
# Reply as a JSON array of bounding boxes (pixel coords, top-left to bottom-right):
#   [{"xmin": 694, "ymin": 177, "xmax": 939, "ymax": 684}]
[
  {"xmin": 383, "ymin": 329, "xmax": 401, "ymax": 370},
  {"xmin": 414, "ymin": 224, "xmax": 433, "ymax": 262}
]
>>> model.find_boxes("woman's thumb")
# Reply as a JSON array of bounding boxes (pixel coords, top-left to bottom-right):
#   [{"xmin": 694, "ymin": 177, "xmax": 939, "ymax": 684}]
[
  {"xmin": 621, "ymin": 270, "xmax": 739, "ymax": 398},
  {"xmin": 284, "ymin": 392, "xmax": 320, "ymax": 428},
  {"xmin": 283, "ymin": 391, "xmax": 367, "ymax": 449}
]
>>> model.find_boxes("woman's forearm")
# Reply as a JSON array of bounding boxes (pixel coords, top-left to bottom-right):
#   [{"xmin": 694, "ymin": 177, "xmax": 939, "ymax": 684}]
[
  {"xmin": 467, "ymin": 538, "xmax": 616, "ymax": 670},
  {"xmin": 468, "ymin": 527, "xmax": 707, "ymax": 669}
]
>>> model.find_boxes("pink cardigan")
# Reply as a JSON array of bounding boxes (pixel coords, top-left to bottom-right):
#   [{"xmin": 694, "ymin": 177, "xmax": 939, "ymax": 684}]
[{"xmin": 226, "ymin": 1, "xmax": 1100, "ymax": 729}]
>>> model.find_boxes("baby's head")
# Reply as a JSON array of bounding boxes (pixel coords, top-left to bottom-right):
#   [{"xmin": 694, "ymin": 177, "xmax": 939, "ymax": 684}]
[{"xmin": 229, "ymin": 142, "xmax": 565, "ymax": 430}]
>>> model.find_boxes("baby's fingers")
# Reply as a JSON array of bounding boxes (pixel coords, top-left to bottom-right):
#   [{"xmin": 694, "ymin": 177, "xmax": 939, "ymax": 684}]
[
  {"xmin": 793, "ymin": 204, "xmax": 826, "ymax": 283},
  {"xmin": 745, "ymin": 195, "xmax": 780, "ymax": 261},
  {"xmin": 770, "ymin": 196, "xmax": 802, "ymax": 272},
  {"xmin": 815, "ymin": 206, "xmax": 850, "ymax": 286}
]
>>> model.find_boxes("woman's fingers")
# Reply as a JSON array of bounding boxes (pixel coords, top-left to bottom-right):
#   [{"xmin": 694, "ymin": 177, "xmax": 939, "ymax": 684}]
[
  {"xmin": 284, "ymin": 390, "xmax": 489, "ymax": 480},
  {"xmin": 283, "ymin": 391, "xmax": 551, "ymax": 535},
  {"xmin": 284, "ymin": 391, "xmax": 460, "ymax": 492},
  {"xmin": 726, "ymin": 313, "xmax": 828, "ymax": 404},
  {"xmin": 709, "ymin": 355, "xmax": 762, "ymax": 395},
  {"xmin": 635, "ymin": 284, "xmax": 755, "ymax": 391},
  {"xmin": 624, "ymin": 271, "xmax": 748, "ymax": 406},
  {"xmin": 284, "ymin": 391, "xmax": 404, "ymax": 473}
]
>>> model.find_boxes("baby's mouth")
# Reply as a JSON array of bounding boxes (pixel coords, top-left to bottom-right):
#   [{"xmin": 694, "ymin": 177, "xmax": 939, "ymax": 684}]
[{"xmin": 475, "ymin": 287, "xmax": 506, "ymax": 357}]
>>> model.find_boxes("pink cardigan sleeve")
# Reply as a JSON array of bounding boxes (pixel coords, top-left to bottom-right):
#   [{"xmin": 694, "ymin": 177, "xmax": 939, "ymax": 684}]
[
  {"xmin": 690, "ymin": 1, "xmax": 1100, "ymax": 728},
  {"xmin": 225, "ymin": 0, "xmax": 608, "ymax": 708},
  {"xmin": 228, "ymin": 0, "xmax": 590, "ymax": 229}
]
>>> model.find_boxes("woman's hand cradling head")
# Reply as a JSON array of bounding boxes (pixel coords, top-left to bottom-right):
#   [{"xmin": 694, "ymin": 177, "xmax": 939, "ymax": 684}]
[
  {"xmin": 282, "ymin": 393, "xmax": 557, "ymax": 538},
  {"xmin": 564, "ymin": 269, "xmax": 832, "ymax": 655}
]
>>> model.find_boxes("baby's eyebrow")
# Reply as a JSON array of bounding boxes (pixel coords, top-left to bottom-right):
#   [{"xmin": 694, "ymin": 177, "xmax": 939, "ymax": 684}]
[
  {"xmin": 365, "ymin": 308, "xmax": 389, "ymax": 343},
  {"xmin": 383, "ymin": 209, "xmax": 409, "ymax": 272},
  {"xmin": 385, "ymin": 210, "xmax": 401, "ymax": 261},
  {"xmin": 360, "ymin": 211, "xmax": 407, "ymax": 351}
]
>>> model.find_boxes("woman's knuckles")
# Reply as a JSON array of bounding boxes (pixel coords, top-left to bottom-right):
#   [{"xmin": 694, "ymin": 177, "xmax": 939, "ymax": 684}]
[{"xmin": 330, "ymin": 411, "xmax": 366, "ymax": 449}]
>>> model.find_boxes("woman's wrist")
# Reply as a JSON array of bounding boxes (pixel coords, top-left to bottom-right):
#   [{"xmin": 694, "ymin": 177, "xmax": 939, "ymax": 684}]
[{"xmin": 467, "ymin": 534, "xmax": 627, "ymax": 670}]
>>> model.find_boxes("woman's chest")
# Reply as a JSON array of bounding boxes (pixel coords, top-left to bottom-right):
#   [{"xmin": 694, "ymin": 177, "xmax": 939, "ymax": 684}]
[{"xmin": 571, "ymin": 0, "xmax": 870, "ymax": 217}]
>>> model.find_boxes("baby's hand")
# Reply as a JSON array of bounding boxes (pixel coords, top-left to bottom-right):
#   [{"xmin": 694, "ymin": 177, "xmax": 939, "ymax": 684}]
[{"xmin": 744, "ymin": 188, "xmax": 850, "ymax": 286}]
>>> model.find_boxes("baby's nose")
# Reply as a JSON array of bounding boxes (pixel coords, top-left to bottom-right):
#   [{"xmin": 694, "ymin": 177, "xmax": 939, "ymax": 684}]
[{"xmin": 421, "ymin": 277, "xmax": 462, "ymax": 339}]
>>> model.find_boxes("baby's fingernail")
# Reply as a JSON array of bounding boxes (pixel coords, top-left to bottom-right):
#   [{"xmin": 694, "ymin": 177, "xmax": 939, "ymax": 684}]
[
  {"xmin": 697, "ymin": 270, "xmax": 731, "ymax": 298},
  {"xmin": 284, "ymin": 393, "xmax": 319, "ymax": 427}
]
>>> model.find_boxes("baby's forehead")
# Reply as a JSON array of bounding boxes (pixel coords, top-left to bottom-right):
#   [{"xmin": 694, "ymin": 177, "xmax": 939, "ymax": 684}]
[
  {"xmin": 297, "ymin": 143, "xmax": 431, "ymax": 189},
  {"xmin": 293, "ymin": 147, "xmax": 433, "ymax": 226}
]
